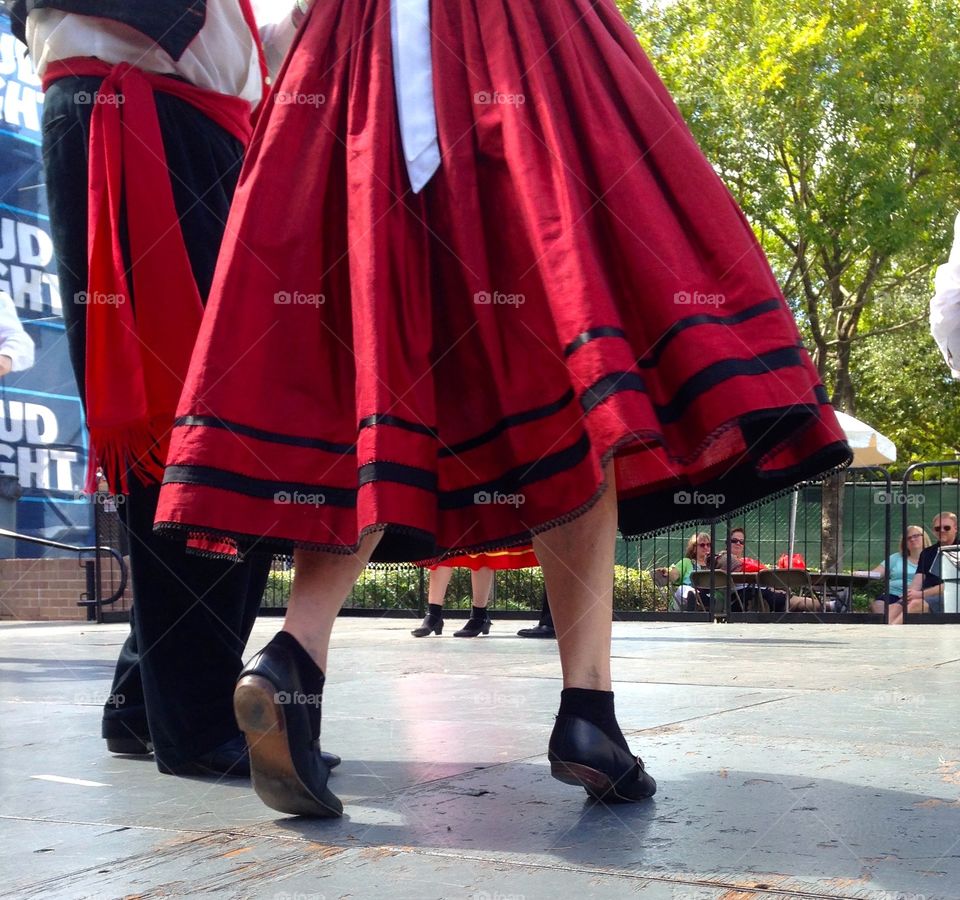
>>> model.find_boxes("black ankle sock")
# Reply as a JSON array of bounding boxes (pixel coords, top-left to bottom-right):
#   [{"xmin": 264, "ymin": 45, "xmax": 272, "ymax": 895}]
[
  {"xmin": 471, "ymin": 605, "xmax": 489, "ymax": 620},
  {"xmin": 427, "ymin": 603, "xmax": 443, "ymax": 619},
  {"xmin": 558, "ymin": 688, "xmax": 630, "ymax": 753},
  {"xmin": 272, "ymin": 630, "xmax": 325, "ymax": 698}
]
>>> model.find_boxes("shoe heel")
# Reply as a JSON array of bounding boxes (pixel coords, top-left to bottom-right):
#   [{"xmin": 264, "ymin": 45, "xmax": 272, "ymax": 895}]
[
  {"xmin": 412, "ymin": 617, "xmax": 443, "ymax": 637},
  {"xmin": 481, "ymin": 621, "xmax": 491, "ymax": 635},
  {"xmin": 235, "ymin": 675, "xmax": 284, "ymax": 736},
  {"xmin": 234, "ymin": 675, "xmax": 342, "ymax": 818},
  {"xmin": 105, "ymin": 736, "xmax": 153, "ymax": 756},
  {"xmin": 550, "ymin": 759, "xmax": 612, "ymax": 799}
]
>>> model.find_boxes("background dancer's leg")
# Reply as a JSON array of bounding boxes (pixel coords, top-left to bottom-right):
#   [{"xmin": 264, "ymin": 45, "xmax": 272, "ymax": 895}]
[
  {"xmin": 454, "ymin": 567, "xmax": 495, "ymax": 637},
  {"xmin": 412, "ymin": 568, "xmax": 450, "ymax": 636},
  {"xmin": 517, "ymin": 589, "xmax": 555, "ymax": 638},
  {"xmin": 428, "ymin": 567, "xmax": 453, "ymax": 605},
  {"xmin": 539, "ymin": 590, "xmax": 554, "ymax": 628},
  {"xmin": 470, "ymin": 567, "xmax": 494, "ymax": 608}
]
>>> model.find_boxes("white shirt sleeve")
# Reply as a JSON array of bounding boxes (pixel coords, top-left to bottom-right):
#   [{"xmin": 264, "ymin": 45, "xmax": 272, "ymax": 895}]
[
  {"xmin": 0, "ymin": 296, "xmax": 35, "ymax": 373},
  {"xmin": 931, "ymin": 212, "xmax": 960, "ymax": 380},
  {"xmin": 260, "ymin": 14, "xmax": 300, "ymax": 80}
]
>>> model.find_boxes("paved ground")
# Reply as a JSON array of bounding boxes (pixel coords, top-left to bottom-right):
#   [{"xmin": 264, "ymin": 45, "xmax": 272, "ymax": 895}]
[{"xmin": 1, "ymin": 617, "xmax": 958, "ymax": 900}]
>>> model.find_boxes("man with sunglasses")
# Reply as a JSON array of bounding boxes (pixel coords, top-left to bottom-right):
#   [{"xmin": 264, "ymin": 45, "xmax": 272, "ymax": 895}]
[{"xmin": 905, "ymin": 512, "xmax": 958, "ymax": 618}]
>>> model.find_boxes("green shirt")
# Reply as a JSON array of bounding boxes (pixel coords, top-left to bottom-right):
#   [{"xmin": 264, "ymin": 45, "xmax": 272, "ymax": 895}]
[{"xmin": 673, "ymin": 557, "xmax": 695, "ymax": 586}]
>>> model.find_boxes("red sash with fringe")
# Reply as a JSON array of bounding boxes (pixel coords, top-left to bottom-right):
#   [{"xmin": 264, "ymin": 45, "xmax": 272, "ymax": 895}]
[{"xmin": 43, "ymin": 58, "xmax": 254, "ymax": 493}]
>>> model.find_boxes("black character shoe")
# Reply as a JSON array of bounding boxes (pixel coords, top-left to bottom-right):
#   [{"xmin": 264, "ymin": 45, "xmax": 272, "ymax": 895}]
[
  {"xmin": 411, "ymin": 613, "xmax": 443, "ymax": 637},
  {"xmin": 548, "ymin": 714, "xmax": 656, "ymax": 803},
  {"xmin": 102, "ymin": 719, "xmax": 153, "ymax": 756},
  {"xmin": 233, "ymin": 632, "xmax": 343, "ymax": 817},
  {"xmin": 105, "ymin": 734, "xmax": 153, "ymax": 755},
  {"xmin": 320, "ymin": 750, "xmax": 342, "ymax": 769},
  {"xmin": 157, "ymin": 733, "xmax": 250, "ymax": 777},
  {"xmin": 516, "ymin": 623, "xmax": 556, "ymax": 639},
  {"xmin": 453, "ymin": 615, "xmax": 492, "ymax": 637},
  {"xmin": 158, "ymin": 741, "xmax": 340, "ymax": 775}
]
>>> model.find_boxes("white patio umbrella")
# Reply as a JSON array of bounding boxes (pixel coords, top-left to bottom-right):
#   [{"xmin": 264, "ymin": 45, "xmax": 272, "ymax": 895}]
[
  {"xmin": 787, "ymin": 412, "xmax": 897, "ymax": 559},
  {"xmin": 833, "ymin": 411, "xmax": 898, "ymax": 467}
]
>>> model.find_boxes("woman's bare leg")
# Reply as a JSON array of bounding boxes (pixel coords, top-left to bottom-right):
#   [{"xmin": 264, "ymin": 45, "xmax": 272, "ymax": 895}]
[
  {"xmin": 533, "ymin": 461, "xmax": 657, "ymax": 801},
  {"xmin": 906, "ymin": 599, "xmax": 930, "ymax": 617},
  {"xmin": 532, "ymin": 462, "xmax": 617, "ymax": 691},
  {"xmin": 470, "ymin": 566, "xmax": 494, "ymax": 608},
  {"xmin": 281, "ymin": 532, "xmax": 383, "ymax": 671},
  {"xmin": 872, "ymin": 598, "xmax": 904, "ymax": 624},
  {"xmin": 427, "ymin": 566, "xmax": 454, "ymax": 606}
]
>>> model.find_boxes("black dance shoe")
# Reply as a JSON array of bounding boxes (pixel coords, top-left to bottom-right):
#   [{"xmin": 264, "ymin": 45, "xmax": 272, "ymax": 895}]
[
  {"xmin": 104, "ymin": 734, "xmax": 153, "ymax": 756},
  {"xmin": 411, "ymin": 613, "xmax": 443, "ymax": 637},
  {"xmin": 516, "ymin": 623, "xmax": 556, "ymax": 639},
  {"xmin": 453, "ymin": 615, "xmax": 492, "ymax": 637},
  {"xmin": 321, "ymin": 750, "xmax": 342, "ymax": 769},
  {"xmin": 233, "ymin": 633, "xmax": 343, "ymax": 817},
  {"xmin": 103, "ymin": 719, "xmax": 153, "ymax": 756},
  {"xmin": 157, "ymin": 734, "xmax": 250, "ymax": 777},
  {"xmin": 548, "ymin": 714, "xmax": 656, "ymax": 802}
]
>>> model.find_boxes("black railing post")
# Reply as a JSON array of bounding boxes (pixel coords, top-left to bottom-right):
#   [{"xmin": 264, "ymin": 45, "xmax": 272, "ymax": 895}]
[
  {"xmin": 417, "ymin": 565, "xmax": 426, "ymax": 617},
  {"xmin": 83, "ymin": 560, "xmax": 98, "ymax": 622}
]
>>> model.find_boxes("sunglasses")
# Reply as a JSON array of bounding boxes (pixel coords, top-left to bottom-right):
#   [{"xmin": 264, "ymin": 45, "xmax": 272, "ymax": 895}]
[
  {"xmin": 933, "ymin": 526, "xmax": 955, "ymax": 532},
  {"xmin": 729, "ymin": 538, "xmax": 745, "ymax": 545},
  {"xmin": 907, "ymin": 533, "xmax": 923, "ymax": 539},
  {"xmin": 697, "ymin": 542, "xmax": 712, "ymax": 547}
]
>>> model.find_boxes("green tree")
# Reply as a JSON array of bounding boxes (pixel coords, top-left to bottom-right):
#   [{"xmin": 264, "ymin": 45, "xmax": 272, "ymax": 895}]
[
  {"xmin": 854, "ymin": 291, "xmax": 960, "ymax": 463},
  {"xmin": 624, "ymin": 0, "xmax": 960, "ymax": 453}
]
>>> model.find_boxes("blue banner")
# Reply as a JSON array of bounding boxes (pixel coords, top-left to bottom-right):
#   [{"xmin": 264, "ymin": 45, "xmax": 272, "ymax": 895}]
[
  {"xmin": 2, "ymin": 319, "xmax": 92, "ymax": 555},
  {"xmin": 0, "ymin": 14, "xmax": 90, "ymax": 557},
  {"xmin": 0, "ymin": 14, "xmax": 61, "ymax": 321}
]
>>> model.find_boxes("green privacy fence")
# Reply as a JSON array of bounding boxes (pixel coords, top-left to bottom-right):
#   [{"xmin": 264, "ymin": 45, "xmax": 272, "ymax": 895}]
[{"xmin": 260, "ymin": 465, "xmax": 960, "ymax": 616}]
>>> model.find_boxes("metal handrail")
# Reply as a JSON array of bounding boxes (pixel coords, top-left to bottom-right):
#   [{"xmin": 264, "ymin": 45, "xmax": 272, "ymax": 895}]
[{"xmin": 0, "ymin": 527, "xmax": 127, "ymax": 608}]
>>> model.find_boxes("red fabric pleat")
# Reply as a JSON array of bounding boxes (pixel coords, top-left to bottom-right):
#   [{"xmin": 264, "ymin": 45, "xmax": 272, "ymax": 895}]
[
  {"xmin": 154, "ymin": 0, "xmax": 851, "ymax": 561},
  {"xmin": 427, "ymin": 548, "xmax": 540, "ymax": 571}
]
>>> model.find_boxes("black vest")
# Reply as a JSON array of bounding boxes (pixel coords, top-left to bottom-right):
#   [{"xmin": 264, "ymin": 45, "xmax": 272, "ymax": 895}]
[{"xmin": 5, "ymin": 1, "xmax": 207, "ymax": 61}]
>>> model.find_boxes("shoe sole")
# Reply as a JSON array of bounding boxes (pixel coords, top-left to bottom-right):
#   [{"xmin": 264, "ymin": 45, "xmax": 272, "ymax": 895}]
[
  {"xmin": 550, "ymin": 760, "xmax": 656, "ymax": 803},
  {"xmin": 105, "ymin": 737, "xmax": 153, "ymax": 755},
  {"xmin": 156, "ymin": 759, "xmax": 249, "ymax": 778},
  {"xmin": 234, "ymin": 675, "xmax": 343, "ymax": 818},
  {"xmin": 453, "ymin": 625, "xmax": 492, "ymax": 637}
]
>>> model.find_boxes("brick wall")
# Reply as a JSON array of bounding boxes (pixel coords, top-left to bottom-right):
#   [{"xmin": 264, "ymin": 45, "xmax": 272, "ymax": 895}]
[{"xmin": 0, "ymin": 557, "xmax": 107, "ymax": 621}]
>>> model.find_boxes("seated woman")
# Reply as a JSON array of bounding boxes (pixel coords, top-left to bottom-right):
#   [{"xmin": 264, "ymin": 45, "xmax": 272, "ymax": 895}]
[
  {"xmin": 871, "ymin": 525, "xmax": 931, "ymax": 621},
  {"xmin": 713, "ymin": 526, "xmax": 783, "ymax": 612},
  {"xmin": 657, "ymin": 532, "xmax": 712, "ymax": 611}
]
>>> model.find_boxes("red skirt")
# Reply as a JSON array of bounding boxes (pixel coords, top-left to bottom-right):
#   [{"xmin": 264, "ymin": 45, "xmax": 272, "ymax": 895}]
[
  {"xmin": 427, "ymin": 548, "xmax": 540, "ymax": 571},
  {"xmin": 155, "ymin": 0, "xmax": 850, "ymax": 563}
]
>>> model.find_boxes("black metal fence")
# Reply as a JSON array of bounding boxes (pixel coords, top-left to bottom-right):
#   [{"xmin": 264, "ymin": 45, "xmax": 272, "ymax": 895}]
[
  {"xmin": 262, "ymin": 558, "xmax": 547, "ymax": 618},
  {"xmin": 257, "ymin": 465, "xmax": 960, "ymax": 623},
  {"xmin": 92, "ymin": 494, "xmax": 130, "ymax": 620},
  {"xmin": 80, "ymin": 464, "xmax": 958, "ymax": 624}
]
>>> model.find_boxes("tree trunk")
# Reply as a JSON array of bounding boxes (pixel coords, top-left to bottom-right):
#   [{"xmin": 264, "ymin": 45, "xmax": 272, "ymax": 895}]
[
  {"xmin": 822, "ymin": 335, "xmax": 855, "ymax": 572},
  {"xmin": 821, "ymin": 472, "xmax": 845, "ymax": 572},
  {"xmin": 831, "ymin": 338, "xmax": 857, "ymax": 415}
]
